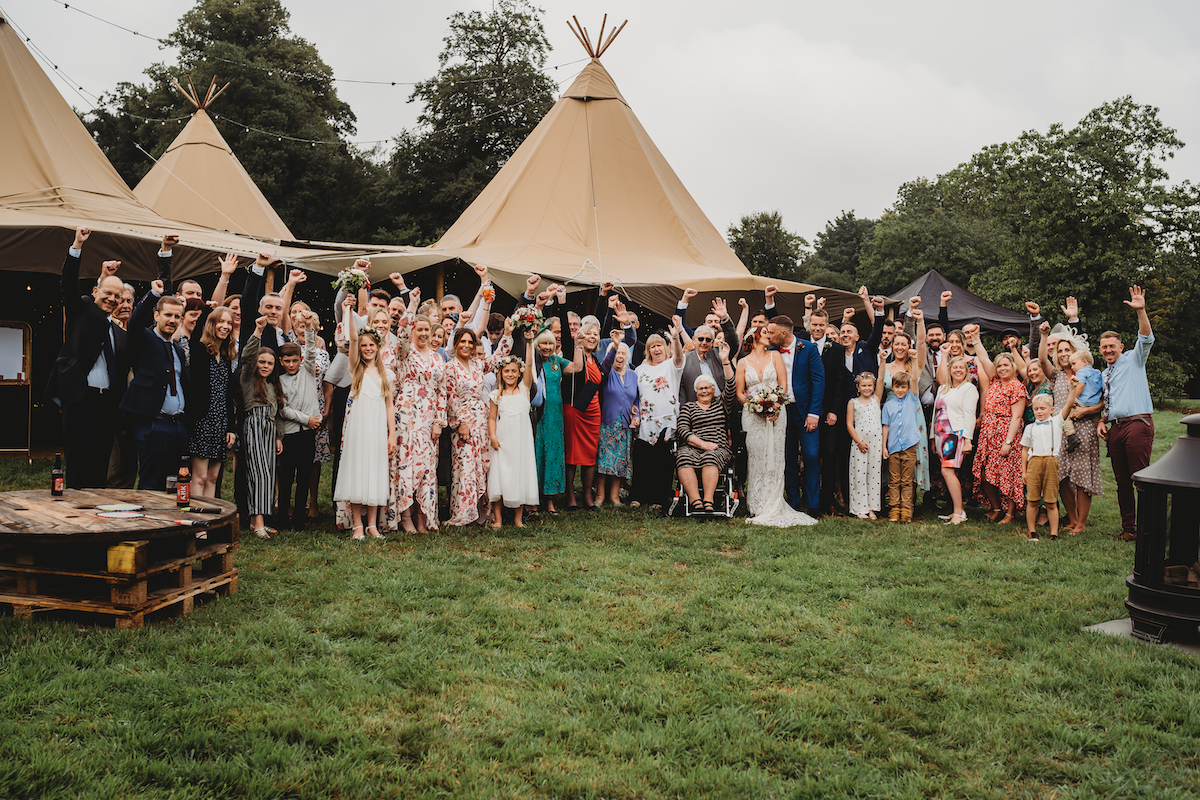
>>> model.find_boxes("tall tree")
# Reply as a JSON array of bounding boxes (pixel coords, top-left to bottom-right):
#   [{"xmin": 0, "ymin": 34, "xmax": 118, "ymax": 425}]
[
  {"xmin": 383, "ymin": 0, "xmax": 557, "ymax": 244},
  {"xmin": 804, "ymin": 210, "xmax": 877, "ymax": 281},
  {"xmin": 86, "ymin": 0, "xmax": 385, "ymax": 242},
  {"xmin": 727, "ymin": 211, "xmax": 810, "ymax": 283}
]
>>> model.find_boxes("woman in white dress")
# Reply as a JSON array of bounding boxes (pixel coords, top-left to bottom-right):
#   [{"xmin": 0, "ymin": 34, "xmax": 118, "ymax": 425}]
[
  {"xmin": 735, "ymin": 326, "xmax": 818, "ymax": 528},
  {"xmin": 333, "ymin": 296, "xmax": 395, "ymax": 540}
]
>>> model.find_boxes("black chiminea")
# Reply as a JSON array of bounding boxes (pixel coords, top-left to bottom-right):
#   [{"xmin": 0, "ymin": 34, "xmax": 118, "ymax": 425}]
[{"xmin": 1126, "ymin": 414, "xmax": 1200, "ymax": 643}]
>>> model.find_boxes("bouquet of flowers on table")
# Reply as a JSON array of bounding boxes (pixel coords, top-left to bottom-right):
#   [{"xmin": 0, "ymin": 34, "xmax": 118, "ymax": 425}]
[
  {"xmin": 744, "ymin": 383, "xmax": 789, "ymax": 420},
  {"xmin": 331, "ymin": 266, "xmax": 370, "ymax": 294},
  {"xmin": 509, "ymin": 305, "xmax": 544, "ymax": 334}
]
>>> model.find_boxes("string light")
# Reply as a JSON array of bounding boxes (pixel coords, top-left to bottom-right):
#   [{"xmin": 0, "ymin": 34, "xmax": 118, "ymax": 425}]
[{"xmin": 42, "ymin": 0, "xmax": 590, "ymax": 89}]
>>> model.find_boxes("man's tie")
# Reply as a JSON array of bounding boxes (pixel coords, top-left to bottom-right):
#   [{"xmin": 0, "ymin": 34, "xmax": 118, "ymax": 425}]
[
  {"xmin": 102, "ymin": 324, "xmax": 116, "ymax": 387},
  {"xmin": 166, "ymin": 340, "xmax": 177, "ymax": 396},
  {"xmin": 779, "ymin": 347, "xmax": 790, "ymax": 354}
]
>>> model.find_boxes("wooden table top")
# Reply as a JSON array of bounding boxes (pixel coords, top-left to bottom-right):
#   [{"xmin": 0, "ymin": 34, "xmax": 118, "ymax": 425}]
[{"xmin": 0, "ymin": 489, "xmax": 238, "ymax": 541}]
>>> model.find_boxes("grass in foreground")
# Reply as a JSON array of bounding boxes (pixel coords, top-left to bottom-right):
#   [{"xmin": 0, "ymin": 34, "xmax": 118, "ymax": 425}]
[{"xmin": 1, "ymin": 413, "xmax": 1199, "ymax": 799}]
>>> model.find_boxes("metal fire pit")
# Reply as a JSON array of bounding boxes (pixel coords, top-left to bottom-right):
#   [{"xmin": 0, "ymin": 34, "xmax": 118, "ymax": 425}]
[{"xmin": 1126, "ymin": 414, "xmax": 1200, "ymax": 643}]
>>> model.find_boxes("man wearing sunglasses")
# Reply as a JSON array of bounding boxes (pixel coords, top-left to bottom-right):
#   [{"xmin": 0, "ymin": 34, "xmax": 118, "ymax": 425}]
[{"xmin": 678, "ymin": 324, "xmax": 730, "ymax": 404}]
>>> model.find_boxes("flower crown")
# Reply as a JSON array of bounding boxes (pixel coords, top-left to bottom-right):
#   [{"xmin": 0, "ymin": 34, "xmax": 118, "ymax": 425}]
[
  {"xmin": 359, "ymin": 328, "xmax": 382, "ymax": 345},
  {"xmin": 494, "ymin": 354, "xmax": 525, "ymax": 374}
]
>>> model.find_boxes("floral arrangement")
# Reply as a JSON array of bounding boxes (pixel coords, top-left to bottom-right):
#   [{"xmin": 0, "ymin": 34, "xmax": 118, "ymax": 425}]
[
  {"xmin": 331, "ymin": 267, "xmax": 370, "ymax": 294},
  {"xmin": 493, "ymin": 354, "xmax": 525, "ymax": 374},
  {"xmin": 744, "ymin": 383, "xmax": 789, "ymax": 419},
  {"xmin": 509, "ymin": 305, "xmax": 543, "ymax": 334}
]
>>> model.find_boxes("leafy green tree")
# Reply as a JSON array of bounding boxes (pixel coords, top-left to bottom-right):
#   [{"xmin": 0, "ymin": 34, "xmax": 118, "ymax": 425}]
[
  {"xmin": 857, "ymin": 178, "xmax": 1013, "ymax": 295},
  {"xmin": 383, "ymin": 0, "xmax": 557, "ymax": 244},
  {"xmin": 86, "ymin": 0, "xmax": 385, "ymax": 242},
  {"xmin": 861, "ymin": 96, "xmax": 1200, "ymax": 391},
  {"xmin": 803, "ymin": 210, "xmax": 876, "ymax": 282},
  {"xmin": 727, "ymin": 211, "xmax": 810, "ymax": 282}
]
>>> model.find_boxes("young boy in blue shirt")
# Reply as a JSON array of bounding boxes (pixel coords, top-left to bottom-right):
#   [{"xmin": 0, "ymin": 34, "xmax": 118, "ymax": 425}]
[
  {"xmin": 881, "ymin": 370, "xmax": 922, "ymax": 522},
  {"xmin": 1064, "ymin": 349, "xmax": 1103, "ymax": 452}
]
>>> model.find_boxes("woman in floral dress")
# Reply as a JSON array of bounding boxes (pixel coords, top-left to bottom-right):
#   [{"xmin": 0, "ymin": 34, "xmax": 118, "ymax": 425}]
[
  {"xmin": 969, "ymin": 340, "xmax": 1028, "ymax": 524},
  {"xmin": 387, "ymin": 288, "xmax": 446, "ymax": 533},
  {"xmin": 443, "ymin": 322, "xmax": 512, "ymax": 526},
  {"xmin": 632, "ymin": 318, "xmax": 686, "ymax": 509}
]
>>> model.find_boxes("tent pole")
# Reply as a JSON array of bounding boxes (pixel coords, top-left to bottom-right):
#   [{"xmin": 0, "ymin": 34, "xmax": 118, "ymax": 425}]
[{"xmin": 436, "ymin": 264, "xmax": 445, "ymax": 301}]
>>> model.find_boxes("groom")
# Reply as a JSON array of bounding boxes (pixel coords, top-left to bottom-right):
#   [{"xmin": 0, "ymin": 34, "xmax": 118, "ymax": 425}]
[{"xmin": 768, "ymin": 315, "xmax": 825, "ymax": 516}]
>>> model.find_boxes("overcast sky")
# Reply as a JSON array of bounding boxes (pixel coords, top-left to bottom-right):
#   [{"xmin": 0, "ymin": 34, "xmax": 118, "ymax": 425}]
[{"xmin": 8, "ymin": 0, "xmax": 1200, "ymax": 244}]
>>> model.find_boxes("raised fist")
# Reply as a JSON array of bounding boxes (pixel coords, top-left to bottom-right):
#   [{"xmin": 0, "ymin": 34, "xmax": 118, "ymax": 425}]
[
  {"xmin": 940, "ymin": 290, "xmax": 953, "ymax": 306},
  {"xmin": 1025, "ymin": 301, "xmax": 1040, "ymax": 317}
]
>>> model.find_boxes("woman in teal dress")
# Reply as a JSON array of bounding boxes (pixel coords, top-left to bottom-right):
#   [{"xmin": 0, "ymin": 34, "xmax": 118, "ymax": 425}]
[{"xmin": 533, "ymin": 326, "xmax": 583, "ymax": 512}]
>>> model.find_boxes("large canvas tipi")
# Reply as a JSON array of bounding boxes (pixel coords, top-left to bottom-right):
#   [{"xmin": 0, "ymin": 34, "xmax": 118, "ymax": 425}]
[
  {"xmin": 0, "ymin": 14, "xmax": 352, "ymax": 280},
  {"xmin": 299, "ymin": 19, "xmax": 858, "ymax": 319},
  {"xmin": 133, "ymin": 78, "xmax": 295, "ymax": 241}
]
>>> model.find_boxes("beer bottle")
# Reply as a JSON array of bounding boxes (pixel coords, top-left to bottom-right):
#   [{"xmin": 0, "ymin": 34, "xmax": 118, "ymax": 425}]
[
  {"xmin": 51, "ymin": 453, "xmax": 64, "ymax": 496},
  {"xmin": 176, "ymin": 455, "xmax": 191, "ymax": 508}
]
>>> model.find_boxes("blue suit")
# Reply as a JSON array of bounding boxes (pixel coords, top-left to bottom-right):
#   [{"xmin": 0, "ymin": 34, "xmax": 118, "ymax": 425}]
[{"xmin": 782, "ymin": 337, "xmax": 825, "ymax": 513}]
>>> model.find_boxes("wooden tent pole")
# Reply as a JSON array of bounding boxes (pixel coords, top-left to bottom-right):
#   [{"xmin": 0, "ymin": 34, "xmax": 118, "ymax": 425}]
[{"xmin": 436, "ymin": 264, "xmax": 445, "ymax": 302}]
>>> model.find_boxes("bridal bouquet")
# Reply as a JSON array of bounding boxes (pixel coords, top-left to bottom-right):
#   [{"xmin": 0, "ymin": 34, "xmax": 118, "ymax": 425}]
[
  {"xmin": 331, "ymin": 267, "xmax": 370, "ymax": 294},
  {"xmin": 745, "ymin": 383, "xmax": 789, "ymax": 419},
  {"xmin": 509, "ymin": 304, "xmax": 544, "ymax": 334}
]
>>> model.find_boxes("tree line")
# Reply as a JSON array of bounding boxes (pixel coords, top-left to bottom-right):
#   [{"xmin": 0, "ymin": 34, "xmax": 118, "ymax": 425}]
[{"xmin": 728, "ymin": 98, "xmax": 1200, "ymax": 398}]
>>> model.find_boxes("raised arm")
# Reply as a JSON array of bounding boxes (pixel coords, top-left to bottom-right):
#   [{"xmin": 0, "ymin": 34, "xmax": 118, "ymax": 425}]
[
  {"xmin": 278, "ymin": 269, "xmax": 305, "ymax": 335},
  {"xmin": 343, "ymin": 296, "xmax": 360, "ymax": 370},
  {"xmin": 157, "ymin": 233, "xmax": 178, "ymax": 296},
  {"xmin": 522, "ymin": 333, "xmax": 535, "ymax": 388},
  {"xmin": 734, "ymin": 297, "xmax": 750, "ymax": 349},
  {"xmin": 210, "ymin": 252, "xmax": 239, "ymax": 307},
  {"xmin": 671, "ymin": 316, "xmax": 685, "ymax": 368},
  {"xmin": 912, "ymin": 308, "xmax": 927, "ymax": 373}
]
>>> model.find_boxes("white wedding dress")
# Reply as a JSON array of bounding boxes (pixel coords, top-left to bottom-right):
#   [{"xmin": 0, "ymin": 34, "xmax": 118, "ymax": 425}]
[{"xmin": 742, "ymin": 360, "xmax": 818, "ymax": 528}]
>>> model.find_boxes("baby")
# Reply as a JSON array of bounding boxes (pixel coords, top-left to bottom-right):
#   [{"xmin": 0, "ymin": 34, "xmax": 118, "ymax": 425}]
[{"xmin": 1064, "ymin": 350, "xmax": 1103, "ymax": 451}]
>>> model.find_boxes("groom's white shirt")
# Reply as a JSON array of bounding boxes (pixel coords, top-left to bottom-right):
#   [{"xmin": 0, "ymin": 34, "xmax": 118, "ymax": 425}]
[{"xmin": 779, "ymin": 333, "xmax": 796, "ymax": 404}]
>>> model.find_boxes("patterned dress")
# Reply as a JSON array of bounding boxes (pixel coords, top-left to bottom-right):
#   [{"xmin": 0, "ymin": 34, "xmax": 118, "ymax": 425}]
[
  {"xmin": 386, "ymin": 316, "xmax": 446, "ymax": 528},
  {"xmin": 597, "ymin": 367, "xmax": 639, "ymax": 480},
  {"xmin": 674, "ymin": 378, "xmax": 736, "ymax": 471},
  {"xmin": 972, "ymin": 378, "xmax": 1028, "ymax": 509},
  {"xmin": 190, "ymin": 352, "xmax": 233, "ymax": 461},
  {"xmin": 535, "ymin": 354, "xmax": 570, "ymax": 495},
  {"xmin": 848, "ymin": 396, "xmax": 882, "ymax": 517},
  {"xmin": 313, "ymin": 346, "xmax": 331, "ymax": 463},
  {"xmin": 442, "ymin": 337, "xmax": 511, "ymax": 526},
  {"xmin": 1052, "ymin": 370, "xmax": 1103, "ymax": 497}
]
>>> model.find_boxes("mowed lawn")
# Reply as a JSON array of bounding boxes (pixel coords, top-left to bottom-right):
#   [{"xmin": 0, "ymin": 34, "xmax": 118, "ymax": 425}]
[{"xmin": 2, "ymin": 412, "xmax": 1199, "ymax": 799}]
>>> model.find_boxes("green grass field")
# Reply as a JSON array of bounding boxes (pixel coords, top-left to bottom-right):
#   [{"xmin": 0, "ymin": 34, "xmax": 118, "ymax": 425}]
[{"xmin": 2, "ymin": 413, "xmax": 1199, "ymax": 799}]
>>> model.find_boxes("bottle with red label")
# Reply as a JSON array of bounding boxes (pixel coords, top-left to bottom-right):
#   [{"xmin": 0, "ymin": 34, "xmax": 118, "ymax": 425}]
[
  {"xmin": 51, "ymin": 453, "xmax": 64, "ymax": 496},
  {"xmin": 176, "ymin": 454, "xmax": 191, "ymax": 508}
]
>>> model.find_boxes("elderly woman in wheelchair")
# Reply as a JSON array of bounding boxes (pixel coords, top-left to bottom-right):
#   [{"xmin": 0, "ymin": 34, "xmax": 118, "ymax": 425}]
[{"xmin": 674, "ymin": 373, "xmax": 737, "ymax": 514}]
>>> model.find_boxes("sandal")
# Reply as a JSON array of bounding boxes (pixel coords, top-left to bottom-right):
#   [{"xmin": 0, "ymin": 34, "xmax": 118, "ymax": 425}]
[
  {"xmin": 351, "ymin": 525, "xmax": 365, "ymax": 540},
  {"xmin": 367, "ymin": 525, "xmax": 383, "ymax": 539},
  {"xmin": 703, "ymin": 501, "xmax": 715, "ymax": 513},
  {"xmin": 253, "ymin": 527, "xmax": 271, "ymax": 539},
  {"xmin": 689, "ymin": 500, "xmax": 705, "ymax": 513}
]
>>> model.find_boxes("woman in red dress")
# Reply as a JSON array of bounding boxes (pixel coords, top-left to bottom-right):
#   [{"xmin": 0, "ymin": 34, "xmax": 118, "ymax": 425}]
[
  {"xmin": 968, "ymin": 335, "xmax": 1028, "ymax": 524},
  {"xmin": 557, "ymin": 288, "xmax": 615, "ymax": 510}
]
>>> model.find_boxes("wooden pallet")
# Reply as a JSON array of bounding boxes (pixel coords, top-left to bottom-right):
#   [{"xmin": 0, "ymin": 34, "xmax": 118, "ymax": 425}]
[
  {"xmin": 0, "ymin": 489, "xmax": 239, "ymax": 628},
  {"xmin": 0, "ymin": 567, "xmax": 237, "ymax": 629}
]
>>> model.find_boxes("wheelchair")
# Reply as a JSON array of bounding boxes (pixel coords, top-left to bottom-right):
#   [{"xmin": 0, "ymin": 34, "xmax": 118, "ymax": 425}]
[{"xmin": 667, "ymin": 428, "xmax": 745, "ymax": 520}]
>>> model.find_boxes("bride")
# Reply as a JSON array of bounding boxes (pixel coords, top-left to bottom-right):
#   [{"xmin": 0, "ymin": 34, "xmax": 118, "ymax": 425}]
[{"xmin": 736, "ymin": 326, "xmax": 818, "ymax": 528}]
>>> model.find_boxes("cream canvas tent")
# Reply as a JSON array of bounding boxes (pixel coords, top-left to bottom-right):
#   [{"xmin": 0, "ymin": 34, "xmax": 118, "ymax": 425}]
[
  {"xmin": 299, "ymin": 19, "xmax": 861, "ymax": 321},
  {"xmin": 0, "ymin": 14, "xmax": 368, "ymax": 281},
  {"xmin": 132, "ymin": 78, "xmax": 295, "ymax": 241}
]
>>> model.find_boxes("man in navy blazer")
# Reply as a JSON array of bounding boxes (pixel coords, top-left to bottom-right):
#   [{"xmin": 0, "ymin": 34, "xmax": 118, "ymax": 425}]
[
  {"xmin": 45, "ymin": 226, "xmax": 131, "ymax": 489},
  {"xmin": 119, "ymin": 235, "xmax": 190, "ymax": 490},
  {"xmin": 818, "ymin": 290, "xmax": 888, "ymax": 513},
  {"xmin": 768, "ymin": 314, "xmax": 825, "ymax": 515}
]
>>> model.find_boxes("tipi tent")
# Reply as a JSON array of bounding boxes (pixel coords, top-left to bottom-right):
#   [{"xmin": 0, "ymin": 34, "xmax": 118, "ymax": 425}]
[
  {"xmin": 889, "ymin": 270, "xmax": 1029, "ymax": 332},
  {"xmin": 0, "ymin": 14, "xmax": 360, "ymax": 280},
  {"xmin": 298, "ymin": 19, "xmax": 862, "ymax": 320},
  {"xmin": 133, "ymin": 78, "xmax": 295, "ymax": 241}
]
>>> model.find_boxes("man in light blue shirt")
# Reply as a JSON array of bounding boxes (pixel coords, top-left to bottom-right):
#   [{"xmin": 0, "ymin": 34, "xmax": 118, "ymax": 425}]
[{"xmin": 1098, "ymin": 285, "xmax": 1154, "ymax": 541}]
